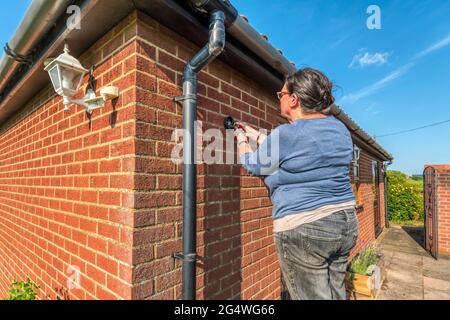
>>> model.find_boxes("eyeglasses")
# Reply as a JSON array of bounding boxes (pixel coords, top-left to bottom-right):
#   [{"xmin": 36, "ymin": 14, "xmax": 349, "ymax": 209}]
[{"xmin": 276, "ymin": 91, "xmax": 290, "ymax": 100}]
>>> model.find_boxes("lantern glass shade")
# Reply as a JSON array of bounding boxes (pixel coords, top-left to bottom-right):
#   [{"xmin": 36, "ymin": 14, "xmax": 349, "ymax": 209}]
[
  {"xmin": 61, "ymin": 67, "xmax": 84, "ymax": 97},
  {"xmin": 44, "ymin": 44, "xmax": 88, "ymax": 99},
  {"xmin": 48, "ymin": 65, "xmax": 62, "ymax": 93}
]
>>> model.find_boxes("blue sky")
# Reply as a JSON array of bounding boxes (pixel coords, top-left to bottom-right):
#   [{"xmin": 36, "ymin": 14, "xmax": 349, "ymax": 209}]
[
  {"xmin": 232, "ymin": 0, "xmax": 450, "ymax": 175},
  {"xmin": 1, "ymin": 1, "xmax": 450, "ymax": 175},
  {"xmin": 0, "ymin": 1, "xmax": 31, "ymax": 47}
]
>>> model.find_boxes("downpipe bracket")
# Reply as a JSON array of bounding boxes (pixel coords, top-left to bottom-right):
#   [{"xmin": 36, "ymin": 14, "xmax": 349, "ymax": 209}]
[
  {"xmin": 172, "ymin": 252, "xmax": 198, "ymax": 263},
  {"xmin": 174, "ymin": 94, "xmax": 197, "ymax": 103}
]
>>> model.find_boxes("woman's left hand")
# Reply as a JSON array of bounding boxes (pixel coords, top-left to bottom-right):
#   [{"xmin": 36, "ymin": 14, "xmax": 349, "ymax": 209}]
[
  {"xmin": 235, "ymin": 122, "xmax": 260, "ymax": 141},
  {"xmin": 234, "ymin": 128, "xmax": 248, "ymax": 144}
]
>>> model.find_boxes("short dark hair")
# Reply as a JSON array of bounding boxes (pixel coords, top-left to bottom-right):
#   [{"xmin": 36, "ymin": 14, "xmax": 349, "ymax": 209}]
[{"xmin": 285, "ymin": 68, "xmax": 335, "ymax": 115}]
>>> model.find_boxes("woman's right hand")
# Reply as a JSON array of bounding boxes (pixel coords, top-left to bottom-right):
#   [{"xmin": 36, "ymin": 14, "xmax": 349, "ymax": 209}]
[{"xmin": 235, "ymin": 122, "xmax": 260, "ymax": 141}]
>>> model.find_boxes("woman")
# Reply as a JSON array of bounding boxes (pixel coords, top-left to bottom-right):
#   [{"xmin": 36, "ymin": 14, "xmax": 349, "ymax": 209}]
[{"xmin": 235, "ymin": 68, "xmax": 358, "ymax": 300}]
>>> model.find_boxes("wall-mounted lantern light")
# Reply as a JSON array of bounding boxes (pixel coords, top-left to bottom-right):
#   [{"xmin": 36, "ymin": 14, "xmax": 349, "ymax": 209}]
[
  {"xmin": 44, "ymin": 44, "xmax": 119, "ymax": 114},
  {"xmin": 353, "ymin": 145, "xmax": 360, "ymax": 162}
]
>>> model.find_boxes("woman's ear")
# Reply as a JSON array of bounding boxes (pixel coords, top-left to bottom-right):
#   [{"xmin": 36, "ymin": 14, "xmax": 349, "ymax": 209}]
[{"xmin": 290, "ymin": 93, "xmax": 300, "ymax": 108}]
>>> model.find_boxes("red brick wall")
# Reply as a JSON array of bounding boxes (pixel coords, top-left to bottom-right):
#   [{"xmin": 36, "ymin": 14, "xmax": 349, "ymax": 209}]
[
  {"xmin": 132, "ymin": 12, "xmax": 282, "ymax": 300},
  {"xmin": 0, "ymin": 11, "xmax": 283, "ymax": 300},
  {"xmin": 0, "ymin": 12, "xmax": 139, "ymax": 300},
  {"xmin": 349, "ymin": 146, "xmax": 386, "ymax": 258},
  {"xmin": 432, "ymin": 166, "xmax": 450, "ymax": 255},
  {"xmin": 0, "ymin": 9, "xmax": 387, "ymax": 300}
]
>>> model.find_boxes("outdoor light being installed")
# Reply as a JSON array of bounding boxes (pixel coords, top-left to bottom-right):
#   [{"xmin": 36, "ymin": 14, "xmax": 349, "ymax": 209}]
[{"xmin": 44, "ymin": 44, "xmax": 119, "ymax": 114}]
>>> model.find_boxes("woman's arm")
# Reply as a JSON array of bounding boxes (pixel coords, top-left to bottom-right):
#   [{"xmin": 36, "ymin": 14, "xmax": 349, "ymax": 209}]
[
  {"xmin": 256, "ymin": 132, "xmax": 268, "ymax": 145},
  {"xmin": 236, "ymin": 122, "xmax": 268, "ymax": 145},
  {"xmin": 235, "ymin": 127, "xmax": 281, "ymax": 177}
]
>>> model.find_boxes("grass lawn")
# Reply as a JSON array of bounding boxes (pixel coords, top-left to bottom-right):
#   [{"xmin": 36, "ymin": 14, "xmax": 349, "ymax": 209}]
[{"xmin": 389, "ymin": 220, "xmax": 424, "ymax": 227}]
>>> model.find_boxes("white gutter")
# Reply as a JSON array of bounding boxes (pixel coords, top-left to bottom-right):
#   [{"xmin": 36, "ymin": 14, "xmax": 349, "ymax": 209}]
[
  {"xmin": 0, "ymin": 0, "xmax": 72, "ymax": 94},
  {"xmin": 227, "ymin": 15, "xmax": 296, "ymax": 76}
]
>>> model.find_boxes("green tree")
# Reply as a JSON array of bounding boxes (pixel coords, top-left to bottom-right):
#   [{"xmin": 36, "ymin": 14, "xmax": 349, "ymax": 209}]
[{"xmin": 387, "ymin": 170, "xmax": 423, "ymax": 223}]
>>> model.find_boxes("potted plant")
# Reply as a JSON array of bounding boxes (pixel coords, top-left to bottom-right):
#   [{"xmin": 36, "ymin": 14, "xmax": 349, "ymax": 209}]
[{"xmin": 345, "ymin": 245, "xmax": 385, "ymax": 298}]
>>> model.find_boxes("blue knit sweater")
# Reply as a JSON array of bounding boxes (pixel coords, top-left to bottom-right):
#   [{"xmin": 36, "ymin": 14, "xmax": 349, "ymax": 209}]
[{"xmin": 240, "ymin": 115, "xmax": 355, "ymax": 221}]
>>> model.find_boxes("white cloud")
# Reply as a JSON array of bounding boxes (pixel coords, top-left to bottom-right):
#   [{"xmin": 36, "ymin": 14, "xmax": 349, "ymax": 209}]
[
  {"xmin": 330, "ymin": 34, "xmax": 351, "ymax": 49},
  {"xmin": 338, "ymin": 35, "xmax": 450, "ymax": 104},
  {"xmin": 364, "ymin": 104, "xmax": 380, "ymax": 116},
  {"xmin": 342, "ymin": 33, "xmax": 450, "ymax": 104},
  {"xmin": 414, "ymin": 34, "xmax": 450, "ymax": 59},
  {"xmin": 349, "ymin": 50, "xmax": 390, "ymax": 68},
  {"xmin": 341, "ymin": 63, "xmax": 414, "ymax": 104}
]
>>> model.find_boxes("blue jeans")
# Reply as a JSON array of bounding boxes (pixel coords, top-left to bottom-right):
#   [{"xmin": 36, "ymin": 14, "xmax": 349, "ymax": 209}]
[{"xmin": 274, "ymin": 208, "xmax": 359, "ymax": 300}]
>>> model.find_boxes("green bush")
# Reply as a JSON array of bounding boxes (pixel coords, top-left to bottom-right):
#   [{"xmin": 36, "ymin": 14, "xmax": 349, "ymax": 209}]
[
  {"xmin": 4, "ymin": 278, "xmax": 39, "ymax": 300},
  {"xmin": 387, "ymin": 170, "xmax": 423, "ymax": 223}
]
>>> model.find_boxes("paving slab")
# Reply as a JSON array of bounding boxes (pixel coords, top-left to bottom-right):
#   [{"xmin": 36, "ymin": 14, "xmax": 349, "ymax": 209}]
[
  {"xmin": 385, "ymin": 267, "xmax": 423, "ymax": 287},
  {"xmin": 377, "ymin": 282, "xmax": 423, "ymax": 300},
  {"xmin": 380, "ymin": 244, "xmax": 428, "ymax": 256},
  {"xmin": 423, "ymin": 256, "xmax": 450, "ymax": 282},
  {"xmin": 423, "ymin": 269, "xmax": 450, "ymax": 283},
  {"xmin": 390, "ymin": 251, "xmax": 423, "ymax": 268},
  {"xmin": 423, "ymin": 276, "xmax": 450, "ymax": 293},
  {"xmin": 370, "ymin": 226, "xmax": 450, "ymax": 300},
  {"xmin": 382, "ymin": 250, "xmax": 395, "ymax": 266},
  {"xmin": 424, "ymin": 289, "xmax": 450, "ymax": 300}
]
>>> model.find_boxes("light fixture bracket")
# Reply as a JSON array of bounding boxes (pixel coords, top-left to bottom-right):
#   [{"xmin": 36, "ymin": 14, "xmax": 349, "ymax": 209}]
[{"xmin": 63, "ymin": 86, "xmax": 119, "ymax": 114}]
